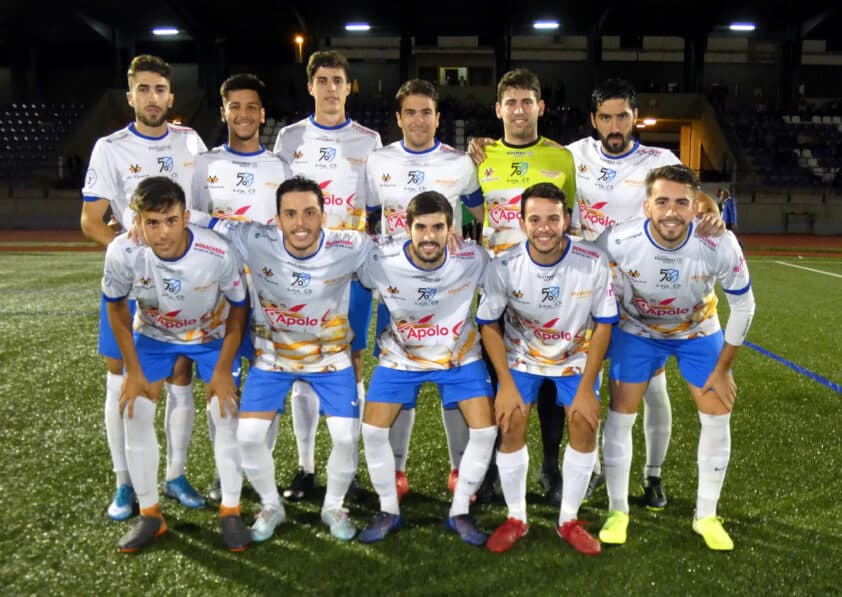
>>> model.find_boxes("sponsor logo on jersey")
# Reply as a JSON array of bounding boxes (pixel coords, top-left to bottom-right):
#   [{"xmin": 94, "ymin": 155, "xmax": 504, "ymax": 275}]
[
  {"xmin": 195, "ymin": 242, "xmax": 225, "ymax": 256},
  {"xmin": 263, "ymin": 303, "xmax": 322, "ymax": 328},
  {"xmin": 319, "ymin": 180, "xmax": 356, "ymax": 211},
  {"xmin": 381, "ymin": 173, "xmax": 392, "ymax": 183},
  {"xmin": 488, "ymin": 195, "xmax": 521, "ymax": 225},
  {"xmin": 292, "ymin": 272, "xmax": 311, "ymax": 287},
  {"xmin": 386, "ymin": 209, "xmax": 407, "ymax": 233},
  {"xmin": 323, "ymin": 275, "xmax": 347, "ymax": 286},
  {"xmin": 129, "ymin": 164, "xmax": 142, "ymax": 174},
  {"xmin": 510, "ymin": 162, "xmax": 529, "ymax": 177},
  {"xmin": 325, "ymin": 238, "xmax": 355, "ymax": 249},
  {"xmin": 319, "ymin": 147, "xmax": 336, "ymax": 162},
  {"xmin": 261, "ymin": 267, "xmax": 274, "ymax": 278},
  {"xmin": 417, "ymin": 287, "xmax": 437, "ymax": 303},
  {"xmin": 387, "ymin": 286, "xmax": 400, "ymax": 295},
  {"xmin": 236, "ymin": 172, "xmax": 255, "ymax": 187},
  {"xmin": 570, "ymin": 290, "xmax": 593, "ymax": 298},
  {"xmin": 538, "ymin": 169, "xmax": 561, "ymax": 179},
  {"xmin": 571, "ymin": 245, "xmax": 602, "ymax": 260},
  {"xmin": 448, "ymin": 281, "xmax": 470, "ymax": 296},
  {"xmin": 626, "ymin": 269, "xmax": 641, "ymax": 280},
  {"xmin": 213, "ymin": 206, "xmax": 251, "ymax": 221},
  {"xmin": 163, "ymin": 278, "xmax": 182, "ymax": 294},
  {"xmin": 153, "ymin": 309, "xmax": 198, "ymax": 330},
  {"xmin": 632, "ymin": 297, "xmax": 690, "ymax": 317},
  {"xmin": 541, "ymin": 286, "xmax": 560, "ymax": 302},
  {"xmin": 484, "ymin": 167, "xmax": 495, "ymax": 178},
  {"xmin": 525, "ymin": 317, "xmax": 577, "ymax": 342},
  {"xmin": 138, "ymin": 277, "xmax": 152, "ymax": 288},
  {"xmin": 293, "ymin": 150, "xmax": 304, "ymax": 159},
  {"xmin": 407, "ymin": 170, "xmax": 425, "ymax": 185},
  {"xmin": 434, "ymin": 177, "xmax": 458, "ymax": 187},
  {"xmin": 580, "ymin": 201, "xmax": 617, "ymax": 229},
  {"xmin": 597, "ymin": 167, "xmax": 616, "ymax": 183},
  {"xmin": 734, "ymin": 256, "xmax": 746, "ymax": 273},
  {"xmin": 207, "ymin": 175, "xmax": 219, "ymax": 184},
  {"xmin": 395, "ymin": 313, "xmax": 459, "ymax": 340},
  {"xmin": 511, "ymin": 290, "xmax": 523, "ymax": 299},
  {"xmin": 157, "ymin": 156, "xmax": 174, "ymax": 173},
  {"xmin": 577, "ymin": 164, "xmax": 588, "ymax": 174},
  {"xmin": 346, "ymin": 156, "xmax": 367, "ymax": 167},
  {"xmin": 85, "ymin": 169, "xmax": 97, "ymax": 186},
  {"xmin": 659, "ymin": 268, "xmax": 680, "ymax": 283}
]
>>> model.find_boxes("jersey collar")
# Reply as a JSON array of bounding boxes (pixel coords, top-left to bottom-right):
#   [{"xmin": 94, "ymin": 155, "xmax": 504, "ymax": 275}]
[
  {"xmin": 282, "ymin": 230, "xmax": 325, "ymax": 260},
  {"xmin": 400, "ymin": 139, "xmax": 440, "ymax": 155},
  {"xmin": 402, "ymin": 239, "xmax": 448, "ymax": 272},
  {"xmin": 599, "ymin": 138, "xmax": 640, "ymax": 160},
  {"xmin": 643, "ymin": 218, "xmax": 693, "ymax": 251},
  {"xmin": 129, "ymin": 122, "xmax": 169, "ymax": 141},
  {"xmin": 157, "ymin": 228, "xmax": 194, "ymax": 263},
  {"xmin": 223, "ymin": 143, "xmax": 266, "ymax": 157},
  {"xmin": 501, "ymin": 137, "xmax": 541, "ymax": 150},
  {"xmin": 524, "ymin": 235, "xmax": 571, "ymax": 267},
  {"xmin": 309, "ymin": 115, "xmax": 351, "ymax": 130}
]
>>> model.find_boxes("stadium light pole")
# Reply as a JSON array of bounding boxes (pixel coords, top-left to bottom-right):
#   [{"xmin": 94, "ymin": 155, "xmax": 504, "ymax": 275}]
[{"xmin": 294, "ymin": 35, "xmax": 304, "ymax": 63}]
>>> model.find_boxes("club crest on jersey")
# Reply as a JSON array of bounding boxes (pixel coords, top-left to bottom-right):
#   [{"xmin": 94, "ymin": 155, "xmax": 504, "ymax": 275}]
[
  {"xmin": 85, "ymin": 168, "xmax": 97, "ymax": 186},
  {"xmin": 541, "ymin": 286, "xmax": 560, "ymax": 303},
  {"xmin": 163, "ymin": 278, "xmax": 182, "ymax": 294},
  {"xmin": 659, "ymin": 268, "xmax": 680, "ymax": 283},
  {"xmin": 488, "ymin": 196, "xmax": 521, "ymax": 225},
  {"xmin": 510, "ymin": 162, "xmax": 528, "ymax": 177},
  {"xmin": 416, "ymin": 287, "xmax": 437, "ymax": 304},
  {"xmin": 407, "ymin": 170, "xmax": 425, "ymax": 186},
  {"xmin": 632, "ymin": 297, "xmax": 690, "ymax": 317},
  {"xmin": 319, "ymin": 147, "xmax": 337, "ymax": 162},
  {"xmin": 236, "ymin": 172, "xmax": 255, "ymax": 187},
  {"xmin": 129, "ymin": 164, "xmax": 142, "ymax": 174},
  {"xmin": 597, "ymin": 167, "xmax": 616, "ymax": 182},
  {"xmin": 157, "ymin": 156, "xmax": 174, "ymax": 173},
  {"xmin": 292, "ymin": 272, "xmax": 311, "ymax": 287}
]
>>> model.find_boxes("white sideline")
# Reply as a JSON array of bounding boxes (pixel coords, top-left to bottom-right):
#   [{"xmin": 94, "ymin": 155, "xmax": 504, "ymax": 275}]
[{"xmin": 773, "ymin": 260, "xmax": 842, "ymax": 279}]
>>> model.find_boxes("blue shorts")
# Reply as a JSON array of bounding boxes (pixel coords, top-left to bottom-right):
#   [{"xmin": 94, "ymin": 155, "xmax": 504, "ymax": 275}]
[
  {"xmin": 134, "ymin": 334, "xmax": 223, "ymax": 384},
  {"xmin": 367, "ymin": 360, "xmax": 493, "ymax": 409},
  {"xmin": 608, "ymin": 328, "xmax": 725, "ymax": 388},
  {"xmin": 99, "ymin": 296, "xmax": 137, "ymax": 359},
  {"xmin": 241, "ymin": 366, "xmax": 359, "ymax": 417},
  {"xmin": 350, "ymin": 279, "xmax": 373, "ymax": 352},
  {"xmin": 510, "ymin": 370, "xmax": 599, "ymax": 408}
]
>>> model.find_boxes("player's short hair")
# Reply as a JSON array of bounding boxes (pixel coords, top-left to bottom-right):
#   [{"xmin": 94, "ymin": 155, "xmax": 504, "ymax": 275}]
[
  {"xmin": 645, "ymin": 164, "xmax": 700, "ymax": 198},
  {"xmin": 406, "ymin": 191, "xmax": 453, "ymax": 228},
  {"xmin": 590, "ymin": 78, "xmax": 638, "ymax": 113},
  {"xmin": 127, "ymin": 55, "xmax": 172, "ymax": 87},
  {"xmin": 306, "ymin": 51, "xmax": 351, "ymax": 82},
  {"xmin": 520, "ymin": 182, "xmax": 570, "ymax": 217},
  {"xmin": 276, "ymin": 176, "xmax": 324, "ymax": 214},
  {"xmin": 395, "ymin": 79, "xmax": 439, "ymax": 112},
  {"xmin": 220, "ymin": 73, "xmax": 266, "ymax": 105},
  {"xmin": 497, "ymin": 69, "xmax": 541, "ymax": 103},
  {"xmin": 130, "ymin": 176, "xmax": 185, "ymax": 213}
]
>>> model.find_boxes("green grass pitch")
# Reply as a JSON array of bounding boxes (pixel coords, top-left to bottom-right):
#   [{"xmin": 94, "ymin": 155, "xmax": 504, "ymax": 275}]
[{"xmin": 0, "ymin": 251, "xmax": 839, "ymax": 595}]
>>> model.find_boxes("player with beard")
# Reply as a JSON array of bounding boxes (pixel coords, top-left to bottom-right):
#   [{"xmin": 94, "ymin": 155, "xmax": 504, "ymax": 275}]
[
  {"xmin": 355, "ymin": 192, "xmax": 497, "ymax": 545},
  {"xmin": 82, "ymin": 54, "xmax": 207, "ymax": 521}
]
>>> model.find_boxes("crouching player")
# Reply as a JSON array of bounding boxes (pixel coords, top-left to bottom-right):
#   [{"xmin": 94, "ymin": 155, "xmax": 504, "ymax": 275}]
[
  {"xmin": 356, "ymin": 191, "xmax": 497, "ymax": 545},
  {"xmin": 595, "ymin": 165, "xmax": 755, "ymax": 551},
  {"xmin": 102, "ymin": 176, "xmax": 248, "ymax": 552},
  {"xmin": 477, "ymin": 182, "xmax": 618, "ymax": 554}
]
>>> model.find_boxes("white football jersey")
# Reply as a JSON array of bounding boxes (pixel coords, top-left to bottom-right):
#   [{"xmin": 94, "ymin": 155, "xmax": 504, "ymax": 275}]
[
  {"xmin": 477, "ymin": 239, "xmax": 618, "ymax": 376},
  {"xmin": 274, "ymin": 116, "xmax": 382, "ymax": 232},
  {"xmin": 364, "ymin": 140, "xmax": 482, "ymax": 239},
  {"xmin": 596, "ymin": 218, "xmax": 750, "ymax": 339},
  {"xmin": 357, "ymin": 239, "xmax": 488, "ymax": 371},
  {"xmin": 212, "ymin": 220, "xmax": 373, "ymax": 372},
  {"xmin": 101, "ymin": 226, "xmax": 246, "ymax": 343},
  {"xmin": 191, "ymin": 144, "xmax": 291, "ymax": 225},
  {"xmin": 567, "ymin": 137, "xmax": 680, "ymax": 241},
  {"xmin": 83, "ymin": 122, "xmax": 207, "ymax": 229}
]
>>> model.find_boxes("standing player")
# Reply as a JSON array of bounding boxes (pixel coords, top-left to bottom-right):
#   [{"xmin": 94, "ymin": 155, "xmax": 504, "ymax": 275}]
[
  {"xmin": 477, "ymin": 183, "xmax": 617, "ymax": 555},
  {"xmin": 355, "ymin": 192, "xmax": 497, "ymax": 545},
  {"xmin": 211, "ymin": 176, "xmax": 373, "ymax": 542},
  {"xmin": 566, "ymin": 79, "xmax": 722, "ymax": 507},
  {"xmin": 273, "ymin": 51, "xmax": 381, "ymax": 501},
  {"xmin": 365, "ymin": 78, "xmax": 485, "ymax": 498},
  {"xmin": 81, "ymin": 54, "xmax": 208, "ymax": 520},
  {"xmin": 595, "ymin": 165, "xmax": 755, "ymax": 551},
  {"xmin": 191, "ymin": 73, "xmax": 292, "ymax": 501},
  {"xmin": 475, "ymin": 68, "xmax": 577, "ymax": 505},
  {"xmin": 102, "ymin": 177, "xmax": 248, "ymax": 553}
]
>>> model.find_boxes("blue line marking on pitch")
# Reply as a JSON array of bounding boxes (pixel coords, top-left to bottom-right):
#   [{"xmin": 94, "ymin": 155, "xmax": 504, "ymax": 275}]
[{"xmin": 745, "ymin": 340, "xmax": 841, "ymax": 393}]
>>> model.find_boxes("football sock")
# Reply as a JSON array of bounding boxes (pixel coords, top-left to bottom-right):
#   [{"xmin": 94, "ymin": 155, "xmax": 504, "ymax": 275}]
[
  {"xmin": 450, "ymin": 425, "xmax": 496, "ymax": 517},
  {"xmin": 559, "ymin": 445, "xmax": 597, "ymax": 525},
  {"xmin": 697, "ymin": 412, "xmax": 731, "ymax": 519},
  {"xmin": 603, "ymin": 410, "xmax": 637, "ymax": 514},
  {"xmin": 389, "ymin": 408, "xmax": 415, "ymax": 472},
  {"xmin": 208, "ymin": 396, "xmax": 242, "ymax": 509},
  {"xmin": 238, "ymin": 417, "xmax": 281, "ymax": 510},
  {"xmin": 362, "ymin": 423, "xmax": 399, "ymax": 515},
  {"xmin": 164, "ymin": 382, "xmax": 195, "ymax": 481},
  {"xmin": 290, "ymin": 381, "xmax": 319, "ymax": 474},
  {"xmin": 105, "ymin": 372, "xmax": 129, "ymax": 487},
  {"xmin": 265, "ymin": 412, "xmax": 280, "ymax": 452},
  {"xmin": 592, "ymin": 420, "xmax": 603, "ymax": 476},
  {"xmin": 643, "ymin": 370, "xmax": 671, "ymax": 478},
  {"xmin": 323, "ymin": 416, "xmax": 359, "ymax": 511},
  {"xmin": 442, "ymin": 405, "xmax": 469, "ymax": 470},
  {"xmin": 123, "ymin": 396, "xmax": 159, "ymax": 510},
  {"xmin": 496, "ymin": 446, "xmax": 529, "ymax": 523}
]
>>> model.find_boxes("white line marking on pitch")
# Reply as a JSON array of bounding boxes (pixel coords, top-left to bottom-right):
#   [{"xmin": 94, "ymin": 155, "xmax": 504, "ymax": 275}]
[{"xmin": 774, "ymin": 260, "xmax": 842, "ymax": 279}]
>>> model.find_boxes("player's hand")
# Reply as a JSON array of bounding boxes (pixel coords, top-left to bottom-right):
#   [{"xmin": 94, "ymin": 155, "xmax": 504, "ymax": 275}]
[
  {"xmin": 567, "ymin": 387, "xmax": 600, "ymax": 432},
  {"xmin": 494, "ymin": 382, "xmax": 527, "ymax": 433},
  {"xmin": 127, "ymin": 221, "xmax": 147, "ymax": 246},
  {"xmin": 207, "ymin": 372, "xmax": 239, "ymax": 418},
  {"xmin": 446, "ymin": 232, "xmax": 464, "ymax": 254},
  {"xmin": 107, "ymin": 217, "xmax": 125, "ymax": 235},
  {"xmin": 120, "ymin": 372, "xmax": 153, "ymax": 418},
  {"xmin": 702, "ymin": 369, "xmax": 737, "ymax": 412},
  {"xmin": 467, "ymin": 137, "xmax": 494, "ymax": 166},
  {"xmin": 694, "ymin": 212, "xmax": 725, "ymax": 237}
]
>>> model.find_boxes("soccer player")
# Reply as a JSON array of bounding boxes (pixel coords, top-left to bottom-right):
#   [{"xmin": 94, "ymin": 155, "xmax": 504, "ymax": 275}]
[
  {"xmin": 355, "ymin": 191, "xmax": 497, "ymax": 545},
  {"xmin": 273, "ymin": 51, "xmax": 382, "ymax": 501},
  {"xmin": 477, "ymin": 182, "xmax": 617, "ymax": 555},
  {"xmin": 102, "ymin": 176, "xmax": 248, "ymax": 553},
  {"xmin": 595, "ymin": 164, "xmax": 755, "ymax": 551},
  {"xmin": 566, "ymin": 79, "xmax": 723, "ymax": 507},
  {"xmin": 191, "ymin": 73, "xmax": 292, "ymax": 501},
  {"xmin": 81, "ymin": 54, "xmax": 208, "ymax": 520},
  {"xmin": 210, "ymin": 176, "xmax": 373, "ymax": 543},
  {"xmin": 720, "ymin": 189, "xmax": 738, "ymax": 232},
  {"xmin": 475, "ymin": 68, "xmax": 577, "ymax": 505},
  {"xmin": 365, "ymin": 78, "xmax": 485, "ymax": 499}
]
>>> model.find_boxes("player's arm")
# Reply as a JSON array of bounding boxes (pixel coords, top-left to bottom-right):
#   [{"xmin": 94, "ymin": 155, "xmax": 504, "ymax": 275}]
[
  {"xmin": 694, "ymin": 190, "xmax": 726, "ymax": 237},
  {"xmin": 467, "ymin": 136, "xmax": 495, "ymax": 166},
  {"xmin": 81, "ymin": 198, "xmax": 116, "ymax": 247},
  {"xmin": 207, "ymin": 302, "xmax": 248, "ymax": 418},
  {"xmin": 479, "ymin": 321, "xmax": 526, "ymax": 433},
  {"xmin": 702, "ymin": 287, "xmax": 755, "ymax": 411},
  {"xmin": 105, "ymin": 299, "xmax": 151, "ymax": 418},
  {"xmin": 567, "ymin": 321, "xmax": 612, "ymax": 431}
]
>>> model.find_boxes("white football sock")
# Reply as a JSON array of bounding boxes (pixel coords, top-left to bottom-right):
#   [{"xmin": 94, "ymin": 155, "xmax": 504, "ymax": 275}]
[
  {"xmin": 559, "ymin": 445, "xmax": 597, "ymax": 525},
  {"xmin": 450, "ymin": 425, "xmax": 496, "ymax": 517},
  {"xmin": 603, "ymin": 410, "xmax": 637, "ymax": 514},
  {"xmin": 208, "ymin": 397, "xmax": 242, "ymax": 508},
  {"xmin": 123, "ymin": 396, "xmax": 159, "ymax": 509},
  {"xmin": 642, "ymin": 371, "xmax": 671, "ymax": 478},
  {"xmin": 238, "ymin": 417, "xmax": 281, "ymax": 510},
  {"xmin": 592, "ymin": 419, "xmax": 603, "ymax": 476},
  {"xmin": 442, "ymin": 405, "xmax": 469, "ymax": 470},
  {"xmin": 323, "ymin": 417, "xmax": 359, "ymax": 511},
  {"xmin": 104, "ymin": 372, "xmax": 130, "ymax": 487},
  {"xmin": 265, "ymin": 412, "xmax": 280, "ymax": 452},
  {"xmin": 290, "ymin": 381, "xmax": 320, "ymax": 473},
  {"xmin": 697, "ymin": 412, "xmax": 731, "ymax": 519},
  {"xmin": 164, "ymin": 382, "xmax": 195, "ymax": 481},
  {"xmin": 389, "ymin": 408, "xmax": 415, "ymax": 472},
  {"xmin": 362, "ymin": 423, "xmax": 399, "ymax": 515},
  {"xmin": 496, "ymin": 446, "xmax": 529, "ymax": 523}
]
